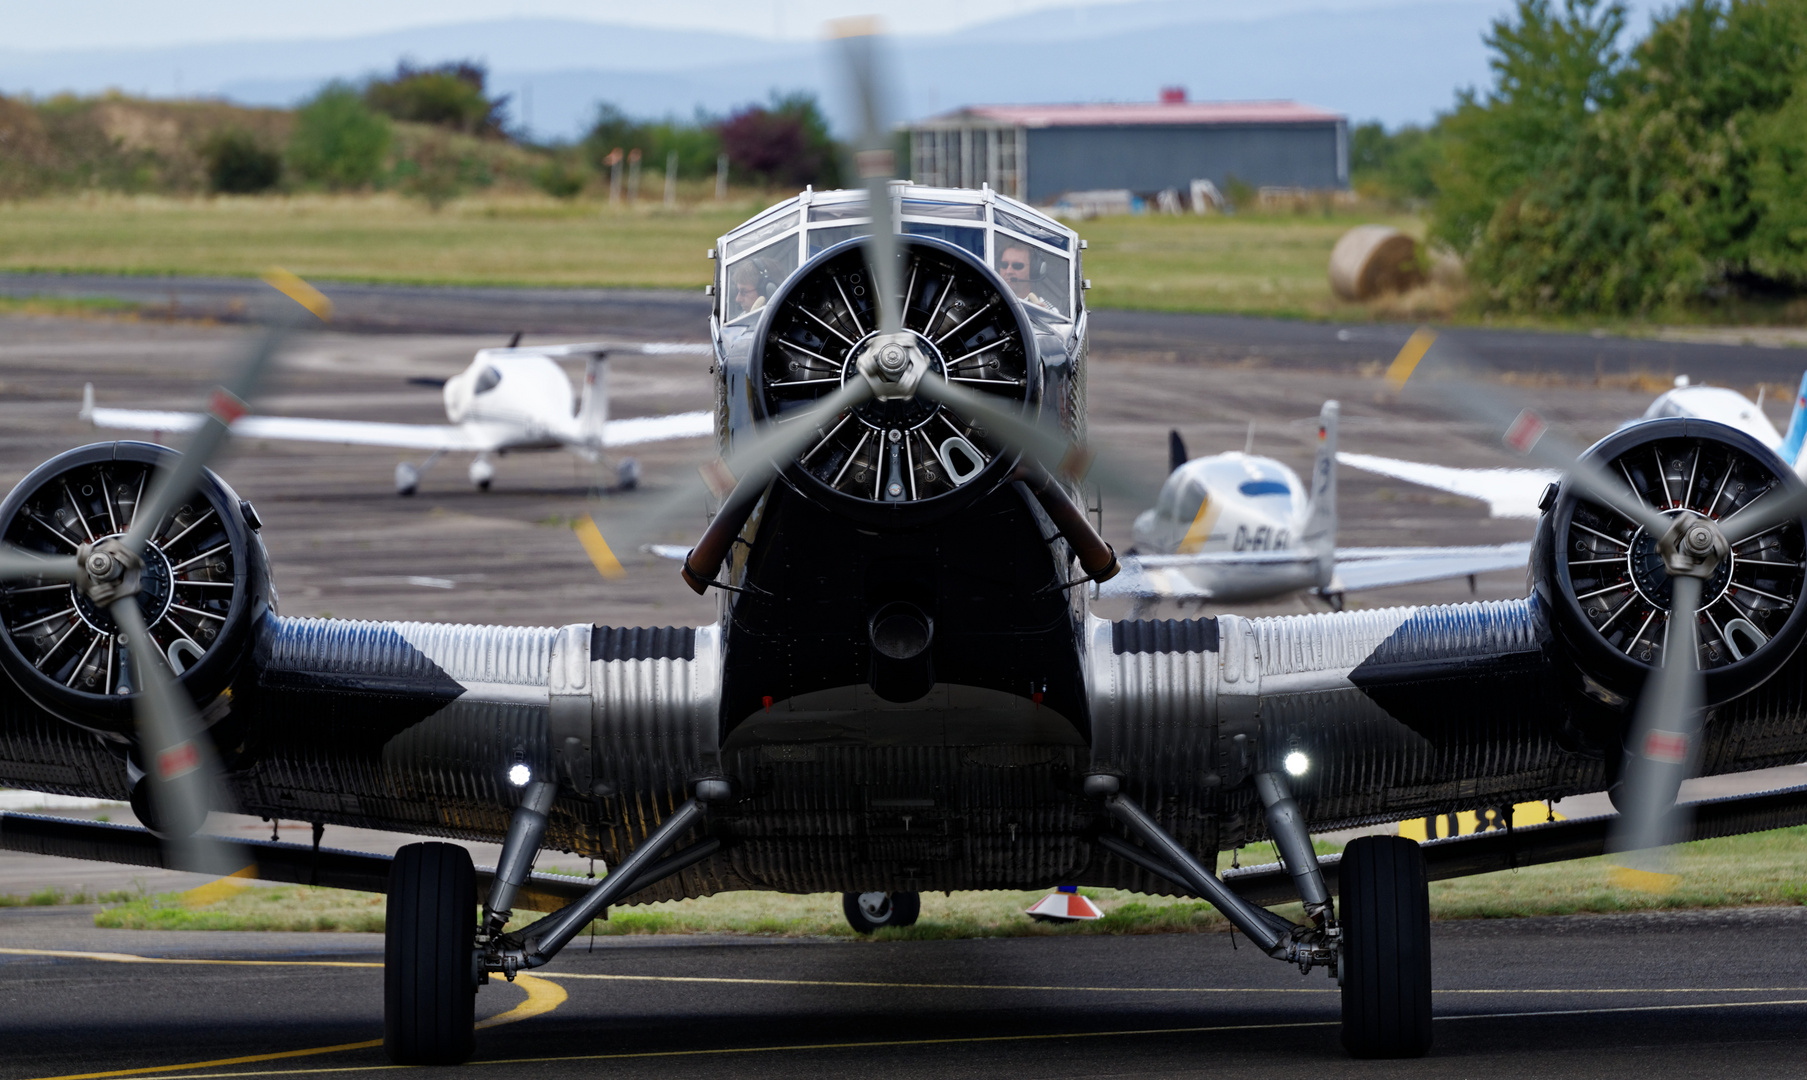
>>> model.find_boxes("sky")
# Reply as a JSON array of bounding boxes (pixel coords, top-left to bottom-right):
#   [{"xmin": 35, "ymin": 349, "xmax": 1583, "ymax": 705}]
[
  {"xmin": 4, "ymin": 0, "xmax": 1106, "ymax": 48},
  {"xmin": 0, "ymin": 0, "xmax": 1670, "ymax": 50}
]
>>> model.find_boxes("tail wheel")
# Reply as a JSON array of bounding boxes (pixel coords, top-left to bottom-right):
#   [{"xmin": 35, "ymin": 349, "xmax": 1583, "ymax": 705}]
[
  {"xmin": 384, "ymin": 842, "xmax": 477, "ymax": 1066},
  {"xmin": 1339, "ymin": 835, "xmax": 1433, "ymax": 1059},
  {"xmin": 842, "ymin": 890, "xmax": 921, "ymax": 934}
]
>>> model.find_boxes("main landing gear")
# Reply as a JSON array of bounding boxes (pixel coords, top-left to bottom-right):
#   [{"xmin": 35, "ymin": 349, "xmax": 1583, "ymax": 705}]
[
  {"xmin": 1088, "ymin": 771, "xmax": 1432, "ymax": 1060},
  {"xmin": 383, "ymin": 778, "xmax": 729, "ymax": 1065},
  {"xmin": 383, "ymin": 843, "xmax": 477, "ymax": 1065}
]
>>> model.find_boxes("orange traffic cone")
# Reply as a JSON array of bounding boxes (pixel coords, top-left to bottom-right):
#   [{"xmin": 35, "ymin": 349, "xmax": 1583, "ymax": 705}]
[{"xmin": 1026, "ymin": 885, "xmax": 1103, "ymax": 921}]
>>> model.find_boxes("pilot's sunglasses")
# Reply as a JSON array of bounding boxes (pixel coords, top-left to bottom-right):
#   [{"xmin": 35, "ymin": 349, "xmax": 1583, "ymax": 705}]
[{"xmin": 1000, "ymin": 260, "xmax": 1028, "ymax": 270}]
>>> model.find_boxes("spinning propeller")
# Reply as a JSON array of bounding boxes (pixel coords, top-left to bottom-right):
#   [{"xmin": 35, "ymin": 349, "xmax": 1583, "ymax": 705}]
[
  {"xmin": 0, "ymin": 270, "xmax": 329, "ymax": 874},
  {"xmin": 580, "ymin": 20, "xmax": 1131, "ymax": 583},
  {"xmin": 1388, "ymin": 328, "xmax": 1807, "ymax": 888}
]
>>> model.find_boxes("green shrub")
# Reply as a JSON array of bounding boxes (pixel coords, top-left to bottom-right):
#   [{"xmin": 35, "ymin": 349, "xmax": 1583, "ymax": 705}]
[
  {"xmin": 366, "ymin": 60, "xmax": 507, "ymax": 138},
  {"xmin": 287, "ymin": 83, "xmax": 391, "ymax": 190},
  {"xmin": 203, "ymin": 129, "xmax": 281, "ymax": 194},
  {"xmin": 533, "ymin": 158, "xmax": 588, "ymax": 199}
]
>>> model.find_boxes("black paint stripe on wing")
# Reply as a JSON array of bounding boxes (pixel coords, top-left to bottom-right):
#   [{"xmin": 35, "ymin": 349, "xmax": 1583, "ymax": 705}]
[
  {"xmin": 592, "ymin": 625, "xmax": 696, "ymax": 662},
  {"xmin": 254, "ymin": 614, "xmax": 466, "ymax": 700},
  {"xmin": 1112, "ymin": 618, "xmax": 1219, "ymax": 655}
]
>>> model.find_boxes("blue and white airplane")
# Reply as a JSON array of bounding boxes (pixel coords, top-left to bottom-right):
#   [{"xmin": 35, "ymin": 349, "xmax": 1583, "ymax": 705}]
[
  {"xmin": 1100, "ymin": 400, "xmax": 1532, "ymax": 611},
  {"xmin": 1340, "ymin": 372, "xmax": 1807, "ymax": 519}
]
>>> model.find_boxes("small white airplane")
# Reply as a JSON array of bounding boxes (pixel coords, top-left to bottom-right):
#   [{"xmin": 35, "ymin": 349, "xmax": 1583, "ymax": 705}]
[
  {"xmin": 1339, "ymin": 372, "xmax": 1807, "ymax": 519},
  {"xmin": 82, "ymin": 340, "xmax": 715, "ymax": 495},
  {"xmin": 1098, "ymin": 400, "xmax": 1532, "ymax": 612}
]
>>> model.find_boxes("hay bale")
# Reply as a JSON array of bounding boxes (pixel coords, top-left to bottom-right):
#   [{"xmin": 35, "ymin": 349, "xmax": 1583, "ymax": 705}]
[{"xmin": 1328, "ymin": 225, "xmax": 1424, "ymax": 301}]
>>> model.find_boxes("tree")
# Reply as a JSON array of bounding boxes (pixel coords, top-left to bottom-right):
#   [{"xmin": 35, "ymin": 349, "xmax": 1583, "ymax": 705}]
[
  {"xmin": 365, "ymin": 60, "xmax": 509, "ymax": 138},
  {"xmin": 717, "ymin": 93, "xmax": 841, "ymax": 188},
  {"xmin": 203, "ymin": 130, "xmax": 281, "ymax": 194},
  {"xmin": 287, "ymin": 83, "xmax": 391, "ymax": 190}
]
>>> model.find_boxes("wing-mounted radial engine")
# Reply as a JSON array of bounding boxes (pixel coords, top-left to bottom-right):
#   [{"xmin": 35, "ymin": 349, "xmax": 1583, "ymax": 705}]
[
  {"xmin": 1534, "ymin": 417, "xmax": 1807, "ymax": 709},
  {"xmin": 0, "ymin": 441, "xmax": 271, "ymax": 738},
  {"xmin": 752, "ymin": 236, "xmax": 1041, "ymax": 524}
]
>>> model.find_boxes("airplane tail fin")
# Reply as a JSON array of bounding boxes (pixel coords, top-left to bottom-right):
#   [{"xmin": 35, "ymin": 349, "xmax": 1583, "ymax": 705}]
[
  {"xmin": 1781, "ymin": 370, "xmax": 1807, "ymax": 467},
  {"xmin": 576, "ymin": 353, "xmax": 609, "ymax": 444},
  {"xmin": 1303, "ymin": 400, "xmax": 1338, "ymax": 555},
  {"xmin": 1168, "ymin": 429, "xmax": 1188, "ymax": 473}
]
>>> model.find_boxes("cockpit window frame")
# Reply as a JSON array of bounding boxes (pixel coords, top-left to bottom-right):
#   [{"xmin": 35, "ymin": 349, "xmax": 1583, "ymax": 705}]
[{"xmin": 716, "ymin": 185, "xmax": 1083, "ymax": 323}]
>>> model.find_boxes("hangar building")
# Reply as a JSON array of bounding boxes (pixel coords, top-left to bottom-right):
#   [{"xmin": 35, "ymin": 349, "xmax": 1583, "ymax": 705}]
[{"xmin": 908, "ymin": 95, "xmax": 1348, "ymax": 205}]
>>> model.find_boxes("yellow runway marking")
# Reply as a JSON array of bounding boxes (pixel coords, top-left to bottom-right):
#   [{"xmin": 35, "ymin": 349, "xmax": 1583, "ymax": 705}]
[
  {"xmin": 573, "ymin": 515, "xmax": 625, "ymax": 579},
  {"xmin": 180, "ymin": 866, "xmax": 261, "ymax": 908},
  {"xmin": 476, "ymin": 973, "xmax": 566, "ymax": 1029},
  {"xmin": 1386, "ymin": 326, "xmax": 1438, "ymax": 388},
  {"xmin": 538, "ymin": 970, "xmax": 1807, "ymax": 996},
  {"xmin": 15, "ymin": 956, "xmax": 564, "ymax": 1080},
  {"xmin": 0, "ymin": 947, "xmax": 378, "ymax": 969},
  {"xmin": 60, "ymin": 997, "xmax": 1807, "ymax": 1079}
]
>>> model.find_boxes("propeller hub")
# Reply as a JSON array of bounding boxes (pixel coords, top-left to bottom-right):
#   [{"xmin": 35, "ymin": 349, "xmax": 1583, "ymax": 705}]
[
  {"xmin": 1657, "ymin": 511, "xmax": 1729, "ymax": 580},
  {"xmin": 75, "ymin": 538, "xmax": 146, "ymax": 608},
  {"xmin": 855, "ymin": 331, "xmax": 929, "ymax": 401}
]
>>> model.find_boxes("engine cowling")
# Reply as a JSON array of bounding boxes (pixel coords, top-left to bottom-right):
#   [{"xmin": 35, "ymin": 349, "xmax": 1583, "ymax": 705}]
[
  {"xmin": 0, "ymin": 441, "xmax": 272, "ymax": 737},
  {"xmin": 751, "ymin": 236, "xmax": 1042, "ymax": 526},
  {"xmin": 1535, "ymin": 417, "xmax": 1807, "ymax": 707}
]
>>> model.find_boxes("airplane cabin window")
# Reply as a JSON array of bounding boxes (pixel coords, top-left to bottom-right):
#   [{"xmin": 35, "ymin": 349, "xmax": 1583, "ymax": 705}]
[
  {"xmin": 723, "ymin": 209, "xmax": 799, "ymax": 259},
  {"xmin": 474, "ymin": 366, "xmax": 502, "ymax": 394},
  {"xmin": 726, "ymin": 236, "xmax": 801, "ymax": 321},
  {"xmin": 903, "ymin": 221, "xmax": 985, "ymax": 259},
  {"xmin": 902, "ymin": 199, "xmax": 984, "ymax": 220},
  {"xmin": 809, "ymin": 199, "xmax": 869, "ymax": 221},
  {"xmin": 1239, "ymin": 480, "xmax": 1291, "ymax": 498},
  {"xmin": 993, "ymin": 234, "xmax": 1070, "ymax": 317},
  {"xmin": 809, "ymin": 224, "xmax": 862, "ymax": 256},
  {"xmin": 993, "ymin": 207, "xmax": 1071, "ymax": 251}
]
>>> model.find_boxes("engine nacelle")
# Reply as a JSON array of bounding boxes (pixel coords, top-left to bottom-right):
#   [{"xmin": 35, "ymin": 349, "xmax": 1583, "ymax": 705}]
[
  {"xmin": 750, "ymin": 236, "xmax": 1043, "ymax": 527},
  {"xmin": 0, "ymin": 442, "xmax": 272, "ymax": 737},
  {"xmin": 1534, "ymin": 417, "xmax": 1807, "ymax": 707}
]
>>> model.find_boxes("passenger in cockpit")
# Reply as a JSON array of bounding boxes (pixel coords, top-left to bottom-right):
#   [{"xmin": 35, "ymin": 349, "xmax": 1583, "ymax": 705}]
[
  {"xmin": 731, "ymin": 263, "xmax": 768, "ymax": 318},
  {"xmin": 996, "ymin": 241, "xmax": 1055, "ymax": 312}
]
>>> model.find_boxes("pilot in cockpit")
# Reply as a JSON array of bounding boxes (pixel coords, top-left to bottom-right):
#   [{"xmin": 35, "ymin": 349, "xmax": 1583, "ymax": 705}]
[
  {"xmin": 730, "ymin": 262, "xmax": 768, "ymax": 318},
  {"xmin": 996, "ymin": 241, "xmax": 1055, "ymax": 312}
]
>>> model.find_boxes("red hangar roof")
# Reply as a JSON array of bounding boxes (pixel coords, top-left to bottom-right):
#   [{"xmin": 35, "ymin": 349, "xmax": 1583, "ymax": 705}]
[{"xmin": 922, "ymin": 101, "xmax": 1344, "ymax": 128}]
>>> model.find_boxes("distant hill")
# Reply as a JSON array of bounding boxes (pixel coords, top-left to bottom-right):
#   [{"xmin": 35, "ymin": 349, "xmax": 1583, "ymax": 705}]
[{"xmin": 0, "ymin": 1, "xmax": 1501, "ymax": 140}]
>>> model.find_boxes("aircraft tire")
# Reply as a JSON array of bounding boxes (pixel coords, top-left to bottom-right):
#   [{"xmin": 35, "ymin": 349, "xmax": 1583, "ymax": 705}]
[
  {"xmin": 1339, "ymin": 835, "xmax": 1432, "ymax": 1059},
  {"xmin": 384, "ymin": 842, "xmax": 477, "ymax": 1065},
  {"xmin": 841, "ymin": 891, "xmax": 921, "ymax": 934}
]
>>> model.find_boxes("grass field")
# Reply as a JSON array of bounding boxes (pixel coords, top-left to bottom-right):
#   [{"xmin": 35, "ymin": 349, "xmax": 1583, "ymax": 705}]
[
  {"xmin": 84, "ymin": 827, "xmax": 1807, "ymax": 936},
  {"xmin": 0, "ymin": 193, "xmax": 1422, "ymax": 319}
]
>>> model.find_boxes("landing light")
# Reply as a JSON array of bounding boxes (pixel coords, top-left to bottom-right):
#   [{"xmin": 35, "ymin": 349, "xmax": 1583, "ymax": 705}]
[
  {"xmin": 1283, "ymin": 751, "xmax": 1310, "ymax": 777},
  {"xmin": 507, "ymin": 763, "xmax": 532, "ymax": 787}
]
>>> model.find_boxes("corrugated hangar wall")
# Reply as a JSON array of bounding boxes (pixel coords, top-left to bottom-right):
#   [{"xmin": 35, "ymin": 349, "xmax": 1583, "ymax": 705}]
[{"xmin": 1023, "ymin": 123, "xmax": 1346, "ymax": 203}]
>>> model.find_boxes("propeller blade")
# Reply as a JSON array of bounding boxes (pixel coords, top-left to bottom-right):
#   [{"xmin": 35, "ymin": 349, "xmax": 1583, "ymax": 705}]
[
  {"xmin": 123, "ymin": 269, "xmax": 330, "ymax": 555},
  {"xmin": 1387, "ymin": 329, "xmax": 1668, "ymax": 536},
  {"xmin": 830, "ymin": 19, "xmax": 903, "ymax": 335},
  {"xmin": 0, "ymin": 545, "xmax": 79, "ymax": 582},
  {"xmin": 1715, "ymin": 479, "xmax": 1807, "ymax": 546},
  {"xmin": 587, "ymin": 378, "xmax": 879, "ymax": 570},
  {"xmin": 109, "ymin": 596, "xmax": 243, "ymax": 875},
  {"xmin": 1607, "ymin": 572, "xmax": 1704, "ymax": 891}
]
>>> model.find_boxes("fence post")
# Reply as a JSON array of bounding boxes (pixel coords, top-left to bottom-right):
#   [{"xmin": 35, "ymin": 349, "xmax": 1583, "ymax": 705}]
[
  {"xmin": 607, "ymin": 148, "xmax": 623, "ymax": 206},
  {"xmin": 627, "ymin": 148, "xmax": 642, "ymax": 204},
  {"xmin": 716, "ymin": 153, "xmax": 728, "ymax": 200},
  {"xmin": 664, "ymin": 150, "xmax": 678, "ymax": 207}
]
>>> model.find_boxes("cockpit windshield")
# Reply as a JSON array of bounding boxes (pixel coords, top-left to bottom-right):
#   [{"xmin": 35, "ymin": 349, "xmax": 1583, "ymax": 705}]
[{"xmin": 716, "ymin": 185, "xmax": 1081, "ymax": 325}]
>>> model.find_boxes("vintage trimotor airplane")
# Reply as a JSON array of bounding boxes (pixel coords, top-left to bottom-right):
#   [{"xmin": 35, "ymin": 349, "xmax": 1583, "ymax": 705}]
[
  {"xmin": 80, "ymin": 339, "xmax": 714, "ymax": 495},
  {"xmin": 6, "ymin": 31, "xmax": 1807, "ymax": 1068},
  {"xmin": 1098, "ymin": 402, "xmax": 1531, "ymax": 612}
]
